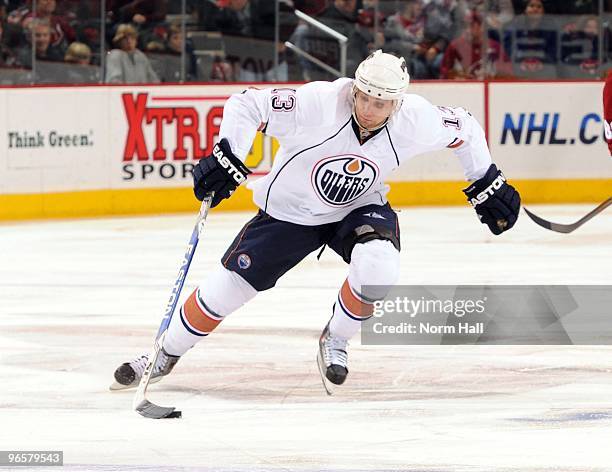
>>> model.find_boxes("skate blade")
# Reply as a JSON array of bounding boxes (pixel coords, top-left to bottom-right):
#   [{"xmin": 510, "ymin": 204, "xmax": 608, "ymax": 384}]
[
  {"xmin": 316, "ymin": 350, "xmax": 335, "ymax": 396},
  {"xmin": 109, "ymin": 375, "xmax": 163, "ymax": 391}
]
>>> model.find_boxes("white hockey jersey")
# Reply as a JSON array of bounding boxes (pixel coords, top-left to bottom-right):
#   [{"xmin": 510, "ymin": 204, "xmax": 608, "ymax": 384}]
[{"xmin": 219, "ymin": 78, "xmax": 492, "ymax": 226}]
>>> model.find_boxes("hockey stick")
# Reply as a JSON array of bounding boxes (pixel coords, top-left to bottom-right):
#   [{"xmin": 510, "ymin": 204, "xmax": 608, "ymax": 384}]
[
  {"xmin": 133, "ymin": 194, "xmax": 213, "ymax": 419},
  {"xmin": 523, "ymin": 197, "xmax": 612, "ymax": 234}
]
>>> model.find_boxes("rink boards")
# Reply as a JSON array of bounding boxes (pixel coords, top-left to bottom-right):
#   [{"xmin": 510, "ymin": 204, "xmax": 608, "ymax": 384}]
[{"xmin": 0, "ymin": 81, "xmax": 610, "ymax": 220}]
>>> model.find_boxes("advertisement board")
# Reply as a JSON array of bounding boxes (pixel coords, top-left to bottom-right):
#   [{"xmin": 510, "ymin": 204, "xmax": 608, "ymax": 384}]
[
  {"xmin": 489, "ymin": 82, "xmax": 611, "ymax": 179},
  {"xmin": 0, "ymin": 81, "xmax": 610, "ymax": 220}
]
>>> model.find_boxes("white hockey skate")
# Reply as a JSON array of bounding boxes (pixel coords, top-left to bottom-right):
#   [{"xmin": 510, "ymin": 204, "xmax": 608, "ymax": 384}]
[
  {"xmin": 109, "ymin": 348, "xmax": 180, "ymax": 391},
  {"xmin": 317, "ymin": 322, "xmax": 349, "ymax": 395}
]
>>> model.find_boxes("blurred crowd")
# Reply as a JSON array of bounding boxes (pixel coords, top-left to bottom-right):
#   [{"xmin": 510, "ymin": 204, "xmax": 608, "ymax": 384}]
[
  {"xmin": 0, "ymin": 0, "xmax": 610, "ymax": 84},
  {"xmin": 292, "ymin": 0, "xmax": 612, "ymax": 80}
]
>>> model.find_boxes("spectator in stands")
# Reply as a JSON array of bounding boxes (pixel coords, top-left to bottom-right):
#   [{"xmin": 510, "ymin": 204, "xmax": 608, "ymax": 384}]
[
  {"xmin": 290, "ymin": 0, "xmax": 358, "ymax": 81},
  {"xmin": 64, "ymin": 41, "xmax": 91, "ymax": 64},
  {"xmin": 519, "ymin": 0, "xmax": 545, "ymax": 21},
  {"xmin": 319, "ymin": 0, "xmax": 358, "ymax": 37},
  {"xmin": 363, "ymin": 1, "xmax": 382, "ymax": 15},
  {"xmin": 450, "ymin": 1, "xmax": 514, "ymax": 43},
  {"xmin": 440, "ymin": 10, "xmax": 512, "ymax": 79},
  {"xmin": 3, "ymin": 0, "xmax": 24, "ymax": 12},
  {"xmin": 346, "ymin": 8, "xmax": 385, "ymax": 75},
  {"xmin": 419, "ymin": 0, "xmax": 462, "ymax": 78},
  {"xmin": 481, "ymin": 0, "xmax": 515, "ymax": 47},
  {"xmin": 17, "ymin": 18, "xmax": 64, "ymax": 67},
  {"xmin": 63, "ymin": 40, "xmax": 99, "ymax": 84},
  {"xmin": 214, "ymin": 0, "xmax": 297, "ymax": 42},
  {"xmin": 192, "ymin": 0, "xmax": 222, "ymax": 31},
  {"xmin": 65, "ymin": 1, "xmax": 104, "ymax": 64},
  {"xmin": 165, "ymin": 23, "xmax": 183, "ymax": 54},
  {"xmin": 105, "ymin": 23, "xmax": 159, "ymax": 83},
  {"xmin": 504, "ymin": 0, "xmax": 557, "ymax": 77},
  {"xmin": 207, "ymin": 0, "xmax": 295, "ymax": 82},
  {"xmin": 162, "ymin": 23, "xmax": 196, "ymax": 81},
  {"xmin": 293, "ymin": 0, "xmax": 327, "ymax": 16},
  {"xmin": 189, "ymin": 1, "xmax": 238, "ymax": 80},
  {"xmin": 21, "ymin": 0, "xmax": 75, "ymax": 51},
  {"xmin": 565, "ymin": 0, "xmax": 598, "ymax": 14},
  {"xmin": 107, "ymin": 0, "xmax": 167, "ymax": 28},
  {"xmin": 559, "ymin": 14, "xmax": 600, "ymax": 77},
  {"xmin": 54, "ymin": 0, "xmax": 78, "ymax": 22},
  {"xmin": 512, "ymin": 0, "xmax": 600, "ymax": 15},
  {"xmin": 2, "ymin": 8, "xmax": 22, "ymax": 56},
  {"xmin": 6, "ymin": 2, "xmax": 30, "ymax": 27},
  {"xmin": 510, "ymin": 0, "xmax": 547, "ymax": 13},
  {"xmin": 384, "ymin": 0, "xmax": 427, "ymax": 77},
  {"xmin": 213, "ymin": 0, "xmax": 252, "ymax": 36},
  {"xmin": 485, "ymin": 0, "xmax": 515, "ymax": 30},
  {"xmin": 107, "ymin": 0, "xmax": 167, "ymax": 56},
  {"xmin": 0, "ymin": 16, "xmax": 18, "ymax": 66},
  {"xmin": 210, "ymin": 57, "xmax": 234, "ymax": 81}
]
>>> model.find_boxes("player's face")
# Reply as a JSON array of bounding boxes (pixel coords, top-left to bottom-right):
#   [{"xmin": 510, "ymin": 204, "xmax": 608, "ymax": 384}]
[{"xmin": 354, "ymin": 89, "xmax": 395, "ymax": 129}]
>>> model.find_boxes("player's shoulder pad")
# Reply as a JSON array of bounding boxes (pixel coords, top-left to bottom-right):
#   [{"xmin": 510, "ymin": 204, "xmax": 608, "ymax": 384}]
[
  {"xmin": 296, "ymin": 77, "xmax": 352, "ymax": 101},
  {"xmin": 292, "ymin": 78, "xmax": 352, "ymax": 127},
  {"xmin": 393, "ymin": 94, "xmax": 442, "ymax": 141},
  {"xmin": 397, "ymin": 94, "xmax": 438, "ymax": 122},
  {"xmin": 401, "ymin": 93, "xmax": 434, "ymax": 109}
]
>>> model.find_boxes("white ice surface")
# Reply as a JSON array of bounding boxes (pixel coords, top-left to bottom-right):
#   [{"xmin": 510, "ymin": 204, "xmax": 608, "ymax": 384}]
[{"xmin": 1, "ymin": 205, "xmax": 611, "ymax": 471}]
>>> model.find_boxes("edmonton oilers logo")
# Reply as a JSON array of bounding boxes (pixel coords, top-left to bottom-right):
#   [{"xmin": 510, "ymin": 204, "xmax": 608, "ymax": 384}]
[
  {"xmin": 237, "ymin": 254, "xmax": 251, "ymax": 269},
  {"xmin": 312, "ymin": 155, "xmax": 378, "ymax": 207}
]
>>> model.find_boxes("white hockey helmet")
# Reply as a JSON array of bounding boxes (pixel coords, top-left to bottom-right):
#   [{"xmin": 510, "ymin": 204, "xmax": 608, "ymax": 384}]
[{"xmin": 353, "ymin": 50, "xmax": 410, "ymax": 101}]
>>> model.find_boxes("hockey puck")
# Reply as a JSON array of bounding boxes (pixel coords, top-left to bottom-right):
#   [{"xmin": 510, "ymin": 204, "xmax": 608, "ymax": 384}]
[{"xmin": 165, "ymin": 410, "xmax": 182, "ymax": 419}]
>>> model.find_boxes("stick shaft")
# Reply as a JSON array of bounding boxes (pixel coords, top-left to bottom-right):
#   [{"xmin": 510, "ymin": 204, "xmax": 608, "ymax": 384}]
[
  {"xmin": 156, "ymin": 198, "xmax": 212, "ymax": 337},
  {"xmin": 133, "ymin": 196, "xmax": 213, "ymax": 417}
]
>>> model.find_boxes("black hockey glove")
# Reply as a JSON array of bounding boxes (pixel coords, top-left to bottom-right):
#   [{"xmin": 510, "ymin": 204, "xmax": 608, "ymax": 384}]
[
  {"xmin": 193, "ymin": 138, "xmax": 251, "ymax": 207},
  {"xmin": 463, "ymin": 163, "xmax": 520, "ymax": 235}
]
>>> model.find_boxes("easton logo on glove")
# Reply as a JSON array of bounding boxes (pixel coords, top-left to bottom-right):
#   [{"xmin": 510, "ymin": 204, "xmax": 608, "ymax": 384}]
[
  {"xmin": 192, "ymin": 138, "xmax": 251, "ymax": 206},
  {"xmin": 213, "ymin": 143, "xmax": 248, "ymax": 185},
  {"xmin": 466, "ymin": 172, "xmax": 507, "ymax": 207},
  {"xmin": 462, "ymin": 163, "xmax": 520, "ymax": 235}
]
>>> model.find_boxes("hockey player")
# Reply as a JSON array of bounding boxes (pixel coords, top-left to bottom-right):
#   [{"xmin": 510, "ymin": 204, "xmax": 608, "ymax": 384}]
[
  {"xmin": 112, "ymin": 50, "xmax": 520, "ymax": 393},
  {"xmin": 603, "ymin": 70, "xmax": 612, "ymax": 156}
]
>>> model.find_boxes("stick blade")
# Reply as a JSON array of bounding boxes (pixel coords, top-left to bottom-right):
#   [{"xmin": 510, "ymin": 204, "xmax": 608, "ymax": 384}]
[
  {"xmin": 135, "ymin": 399, "xmax": 181, "ymax": 419},
  {"xmin": 523, "ymin": 207, "xmax": 576, "ymax": 233}
]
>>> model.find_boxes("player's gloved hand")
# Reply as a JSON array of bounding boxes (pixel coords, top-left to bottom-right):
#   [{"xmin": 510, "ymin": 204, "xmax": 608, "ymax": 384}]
[
  {"xmin": 463, "ymin": 163, "xmax": 520, "ymax": 235},
  {"xmin": 193, "ymin": 138, "xmax": 251, "ymax": 207}
]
